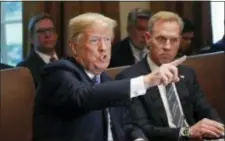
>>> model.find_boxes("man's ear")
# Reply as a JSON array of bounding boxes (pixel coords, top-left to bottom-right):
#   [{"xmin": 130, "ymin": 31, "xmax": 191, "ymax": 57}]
[
  {"xmin": 69, "ymin": 41, "xmax": 77, "ymax": 56},
  {"xmin": 55, "ymin": 33, "xmax": 58, "ymax": 40},
  {"xmin": 144, "ymin": 32, "xmax": 151, "ymax": 44}
]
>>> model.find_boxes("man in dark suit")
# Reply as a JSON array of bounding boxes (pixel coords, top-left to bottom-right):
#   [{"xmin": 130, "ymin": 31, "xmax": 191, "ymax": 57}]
[
  {"xmin": 17, "ymin": 13, "xmax": 58, "ymax": 87},
  {"xmin": 199, "ymin": 20, "xmax": 225, "ymax": 54},
  {"xmin": 210, "ymin": 34, "xmax": 225, "ymax": 52},
  {"xmin": 33, "ymin": 13, "xmax": 187, "ymax": 141},
  {"xmin": 116, "ymin": 11, "xmax": 224, "ymax": 141},
  {"xmin": 0, "ymin": 63, "xmax": 13, "ymax": 70},
  {"xmin": 109, "ymin": 8, "xmax": 151, "ymax": 68}
]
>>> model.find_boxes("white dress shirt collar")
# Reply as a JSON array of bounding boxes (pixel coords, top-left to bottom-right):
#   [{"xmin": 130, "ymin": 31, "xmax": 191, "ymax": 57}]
[
  {"xmin": 146, "ymin": 54, "xmax": 160, "ymax": 71},
  {"xmin": 35, "ymin": 50, "xmax": 58, "ymax": 64},
  {"xmin": 84, "ymin": 70, "xmax": 95, "ymax": 79},
  {"xmin": 129, "ymin": 40, "xmax": 148, "ymax": 63}
]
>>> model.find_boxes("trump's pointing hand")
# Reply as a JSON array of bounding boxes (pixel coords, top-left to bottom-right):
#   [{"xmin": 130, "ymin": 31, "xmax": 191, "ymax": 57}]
[{"xmin": 144, "ymin": 56, "xmax": 187, "ymax": 87}]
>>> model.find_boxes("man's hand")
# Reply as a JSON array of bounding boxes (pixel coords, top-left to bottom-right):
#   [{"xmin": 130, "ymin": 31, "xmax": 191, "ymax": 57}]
[
  {"xmin": 144, "ymin": 56, "xmax": 186, "ymax": 87},
  {"xmin": 189, "ymin": 118, "xmax": 224, "ymax": 140}
]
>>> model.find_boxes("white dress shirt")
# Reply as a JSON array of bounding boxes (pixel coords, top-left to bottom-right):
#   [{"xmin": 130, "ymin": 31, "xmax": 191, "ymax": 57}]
[
  {"xmin": 35, "ymin": 50, "xmax": 58, "ymax": 64},
  {"xmin": 84, "ymin": 70, "xmax": 148, "ymax": 141},
  {"xmin": 146, "ymin": 56, "xmax": 224, "ymax": 141},
  {"xmin": 147, "ymin": 56, "xmax": 189, "ymax": 128},
  {"xmin": 129, "ymin": 40, "xmax": 149, "ymax": 63}
]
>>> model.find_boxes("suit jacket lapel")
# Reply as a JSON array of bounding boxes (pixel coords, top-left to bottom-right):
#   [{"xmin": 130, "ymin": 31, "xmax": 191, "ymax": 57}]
[
  {"xmin": 67, "ymin": 57, "xmax": 93, "ymax": 85},
  {"xmin": 122, "ymin": 38, "xmax": 135, "ymax": 65},
  {"xmin": 174, "ymin": 70, "xmax": 192, "ymax": 125},
  {"xmin": 136, "ymin": 59, "xmax": 169, "ymax": 125}
]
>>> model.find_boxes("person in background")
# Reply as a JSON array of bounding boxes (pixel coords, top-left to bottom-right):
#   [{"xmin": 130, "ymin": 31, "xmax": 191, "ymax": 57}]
[
  {"xmin": 177, "ymin": 18, "xmax": 195, "ymax": 57},
  {"xmin": 33, "ymin": 12, "xmax": 186, "ymax": 141},
  {"xmin": 211, "ymin": 35, "xmax": 225, "ymax": 52},
  {"xmin": 109, "ymin": 8, "xmax": 151, "ymax": 68},
  {"xmin": 116, "ymin": 11, "xmax": 224, "ymax": 141},
  {"xmin": 0, "ymin": 63, "xmax": 13, "ymax": 70},
  {"xmin": 208, "ymin": 20, "xmax": 225, "ymax": 53},
  {"xmin": 17, "ymin": 13, "xmax": 58, "ymax": 87}
]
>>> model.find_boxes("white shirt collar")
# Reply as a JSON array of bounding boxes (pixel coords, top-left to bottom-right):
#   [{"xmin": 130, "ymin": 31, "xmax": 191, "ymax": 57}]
[
  {"xmin": 35, "ymin": 50, "xmax": 58, "ymax": 64},
  {"xmin": 84, "ymin": 70, "xmax": 101, "ymax": 83},
  {"xmin": 129, "ymin": 40, "xmax": 148, "ymax": 63},
  {"xmin": 146, "ymin": 54, "xmax": 160, "ymax": 71},
  {"xmin": 84, "ymin": 70, "xmax": 95, "ymax": 79}
]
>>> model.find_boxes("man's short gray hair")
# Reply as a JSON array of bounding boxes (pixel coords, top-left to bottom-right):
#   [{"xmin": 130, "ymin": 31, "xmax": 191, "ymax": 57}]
[
  {"xmin": 148, "ymin": 11, "xmax": 184, "ymax": 33},
  {"xmin": 68, "ymin": 13, "xmax": 117, "ymax": 43},
  {"xmin": 127, "ymin": 8, "xmax": 152, "ymax": 31}
]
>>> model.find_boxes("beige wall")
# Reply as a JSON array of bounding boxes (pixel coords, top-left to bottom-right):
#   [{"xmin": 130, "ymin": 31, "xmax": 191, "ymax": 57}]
[{"xmin": 119, "ymin": 2, "xmax": 151, "ymax": 39}]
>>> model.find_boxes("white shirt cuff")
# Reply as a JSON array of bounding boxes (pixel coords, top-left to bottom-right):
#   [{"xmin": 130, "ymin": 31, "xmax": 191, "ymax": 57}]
[
  {"xmin": 134, "ymin": 138, "xmax": 145, "ymax": 141},
  {"xmin": 130, "ymin": 76, "xmax": 147, "ymax": 98}
]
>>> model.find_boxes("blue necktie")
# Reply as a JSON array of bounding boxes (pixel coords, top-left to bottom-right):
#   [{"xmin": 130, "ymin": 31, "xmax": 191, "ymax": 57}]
[
  {"xmin": 91, "ymin": 75, "xmax": 113, "ymax": 140},
  {"xmin": 92, "ymin": 75, "xmax": 101, "ymax": 85}
]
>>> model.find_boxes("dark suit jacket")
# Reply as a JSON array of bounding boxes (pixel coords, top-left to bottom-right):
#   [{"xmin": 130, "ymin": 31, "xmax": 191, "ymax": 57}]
[
  {"xmin": 116, "ymin": 58, "xmax": 223, "ymax": 141},
  {"xmin": 211, "ymin": 35, "xmax": 225, "ymax": 52},
  {"xmin": 17, "ymin": 51, "xmax": 46, "ymax": 87},
  {"xmin": 0, "ymin": 63, "xmax": 13, "ymax": 70},
  {"xmin": 109, "ymin": 37, "xmax": 135, "ymax": 68},
  {"xmin": 34, "ymin": 57, "xmax": 131, "ymax": 141},
  {"xmin": 199, "ymin": 35, "xmax": 225, "ymax": 54}
]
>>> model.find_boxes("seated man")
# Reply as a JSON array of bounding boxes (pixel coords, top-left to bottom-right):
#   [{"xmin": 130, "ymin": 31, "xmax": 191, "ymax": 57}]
[
  {"xmin": 109, "ymin": 8, "xmax": 151, "ymax": 68},
  {"xmin": 116, "ymin": 11, "xmax": 224, "ymax": 141},
  {"xmin": 17, "ymin": 13, "xmax": 58, "ymax": 87},
  {"xmin": 33, "ymin": 12, "xmax": 186, "ymax": 141}
]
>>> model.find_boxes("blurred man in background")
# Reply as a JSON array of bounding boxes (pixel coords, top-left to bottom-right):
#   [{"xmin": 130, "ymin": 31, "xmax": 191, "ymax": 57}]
[
  {"xmin": 17, "ymin": 13, "xmax": 58, "ymax": 87},
  {"xmin": 109, "ymin": 8, "xmax": 151, "ymax": 68}
]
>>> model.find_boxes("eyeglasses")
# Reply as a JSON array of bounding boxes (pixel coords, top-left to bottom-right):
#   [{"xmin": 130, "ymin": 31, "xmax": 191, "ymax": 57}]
[{"xmin": 36, "ymin": 27, "xmax": 56, "ymax": 35}]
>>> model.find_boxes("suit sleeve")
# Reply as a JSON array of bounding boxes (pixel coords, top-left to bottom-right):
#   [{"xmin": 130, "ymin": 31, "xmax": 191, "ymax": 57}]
[
  {"xmin": 37, "ymin": 70, "xmax": 131, "ymax": 116},
  {"xmin": 188, "ymin": 68, "xmax": 223, "ymax": 123},
  {"xmin": 123, "ymin": 97, "xmax": 181, "ymax": 141},
  {"xmin": 122, "ymin": 105, "xmax": 149, "ymax": 141},
  {"xmin": 117, "ymin": 73, "xmax": 181, "ymax": 141}
]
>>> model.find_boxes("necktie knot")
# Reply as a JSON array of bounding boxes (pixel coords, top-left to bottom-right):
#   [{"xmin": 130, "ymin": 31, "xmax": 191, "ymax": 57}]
[
  {"xmin": 50, "ymin": 57, "xmax": 57, "ymax": 62},
  {"xmin": 139, "ymin": 51, "xmax": 146, "ymax": 60},
  {"xmin": 166, "ymin": 83, "xmax": 186, "ymax": 127},
  {"xmin": 92, "ymin": 75, "xmax": 101, "ymax": 85}
]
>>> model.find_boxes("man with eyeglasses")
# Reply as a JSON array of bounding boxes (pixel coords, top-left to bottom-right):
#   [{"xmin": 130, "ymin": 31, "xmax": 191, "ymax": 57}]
[
  {"xmin": 33, "ymin": 13, "xmax": 187, "ymax": 141},
  {"xmin": 17, "ymin": 13, "xmax": 58, "ymax": 87}
]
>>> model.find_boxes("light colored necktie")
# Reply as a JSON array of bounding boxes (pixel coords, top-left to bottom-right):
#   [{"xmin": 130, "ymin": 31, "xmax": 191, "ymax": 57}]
[
  {"xmin": 49, "ymin": 57, "xmax": 57, "ymax": 62},
  {"xmin": 166, "ymin": 83, "xmax": 185, "ymax": 127}
]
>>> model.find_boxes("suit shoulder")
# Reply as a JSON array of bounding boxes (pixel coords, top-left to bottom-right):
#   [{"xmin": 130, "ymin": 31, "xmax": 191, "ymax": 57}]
[
  {"xmin": 17, "ymin": 59, "xmax": 30, "ymax": 67},
  {"xmin": 116, "ymin": 63, "xmax": 141, "ymax": 79},
  {"xmin": 112, "ymin": 38, "xmax": 130, "ymax": 53},
  {"xmin": 16, "ymin": 53, "xmax": 38, "ymax": 67},
  {"xmin": 179, "ymin": 65, "xmax": 195, "ymax": 73},
  {"xmin": 40, "ymin": 58, "xmax": 82, "ymax": 78}
]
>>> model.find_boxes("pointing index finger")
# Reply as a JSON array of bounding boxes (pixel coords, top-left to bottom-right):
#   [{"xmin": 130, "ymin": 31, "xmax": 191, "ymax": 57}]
[{"xmin": 170, "ymin": 56, "xmax": 187, "ymax": 66}]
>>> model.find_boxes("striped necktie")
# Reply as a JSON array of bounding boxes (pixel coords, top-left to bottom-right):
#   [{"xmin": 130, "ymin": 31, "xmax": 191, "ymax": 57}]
[{"xmin": 166, "ymin": 83, "xmax": 185, "ymax": 127}]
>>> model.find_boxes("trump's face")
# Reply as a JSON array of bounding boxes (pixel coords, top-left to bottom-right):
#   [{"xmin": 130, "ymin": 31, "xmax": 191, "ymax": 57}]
[{"xmin": 71, "ymin": 23, "xmax": 113, "ymax": 75}]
